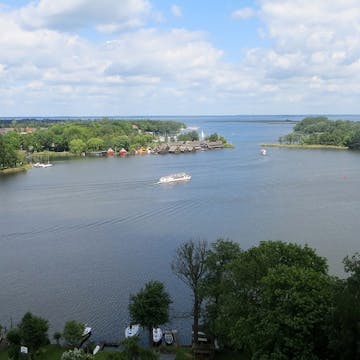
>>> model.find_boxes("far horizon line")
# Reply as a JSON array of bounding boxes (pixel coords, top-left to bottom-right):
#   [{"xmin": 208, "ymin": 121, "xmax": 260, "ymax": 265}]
[{"xmin": 1, "ymin": 113, "xmax": 360, "ymax": 119}]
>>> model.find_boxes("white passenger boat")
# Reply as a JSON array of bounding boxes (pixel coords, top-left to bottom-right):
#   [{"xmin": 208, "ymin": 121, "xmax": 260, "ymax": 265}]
[
  {"xmin": 158, "ymin": 172, "xmax": 191, "ymax": 184},
  {"xmin": 125, "ymin": 324, "xmax": 141, "ymax": 338}
]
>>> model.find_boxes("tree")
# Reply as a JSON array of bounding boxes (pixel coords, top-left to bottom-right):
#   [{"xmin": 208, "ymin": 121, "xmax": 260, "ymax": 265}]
[
  {"xmin": 63, "ymin": 320, "xmax": 85, "ymax": 348},
  {"xmin": 243, "ymin": 265, "xmax": 335, "ymax": 359},
  {"xmin": 206, "ymin": 133, "xmax": 219, "ymax": 142},
  {"xmin": 69, "ymin": 139, "xmax": 86, "ymax": 155},
  {"xmin": 171, "ymin": 239, "xmax": 208, "ymax": 344},
  {"xmin": 53, "ymin": 331, "xmax": 62, "ymax": 345},
  {"xmin": 177, "ymin": 131, "xmax": 199, "ymax": 142},
  {"xmin": 61, "ymin": 348, "xmax": 94, "ymax": 360},
  {"xmin": 129, "ymin": 281, "xmax": 171, "ymax": 346},
  {"xmin": 6, "ymin": 327, "xmax": 22, "ymax": 360},
  {"xmin": 0, "ymin": 133, "xmax": 19, "ymax": 169},
  {"xmin": 330, "ymin": 253, "xmax": 360, "ymax": 359},
  {"xmin": 214, "ymin": 241, "xmax": 332, "ymax": 357},
  {"xmin": 87, "ymin": 137, "xmax": 105, "ymax": 151},
  {"xmin": 19, "ymin": 312, "xmax": 49, "ymax": 360},
  {"xmin": 109, "ymin": 337, "xmax": 159, "ymax": 359},
  {"xmin": 202, "ymin": 239, "xmax": 242, "ymax": 338}
]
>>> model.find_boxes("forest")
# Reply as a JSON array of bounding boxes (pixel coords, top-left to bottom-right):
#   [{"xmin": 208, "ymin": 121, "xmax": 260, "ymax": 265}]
[{"xmin": 279, "ymin": 116, "xmax": 360, "ymax": 149}]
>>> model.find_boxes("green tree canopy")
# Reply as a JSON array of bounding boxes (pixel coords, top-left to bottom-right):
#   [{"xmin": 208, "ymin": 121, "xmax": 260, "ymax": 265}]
[
  {"xmin": 86, "ymin": 137, "xmax": 105, "ymax": 151},
  {"xmin": 0, "ymin": 133, "xmax": 20, "ymax": 169},
  {"xmin": 213, "ymin": 241, "xmax": 331, "ymax": 357},
  {"xmin": 330, "ymin": 252, "xmax": 360, "ymax": 359},
  {"xmin": 129, "ymin": 281, "xmax": 171, "ymax": 346},
  {"xmin": 19, "ymin": 312, "xmax": 49, "ymax": 359},
  {"xmin": 69, "ymin": 139, "xmax": 86, "ymax": 155},
  {"xmin": 240, "ymin": 265, "xmax": 335, "ymax": 359},
  {"xmin": 202, "ymin": 239, "xmax": 242, "ymax": 337},
  {"xmin": 62, "ymin": 320, "xmax": 85, "ymax": 348}
]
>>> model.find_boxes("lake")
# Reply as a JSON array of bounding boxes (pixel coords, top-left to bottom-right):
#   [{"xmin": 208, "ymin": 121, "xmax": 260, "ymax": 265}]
[{"xmin": 1, "ymin": 115, "xmax": 360, "ymax": 343}]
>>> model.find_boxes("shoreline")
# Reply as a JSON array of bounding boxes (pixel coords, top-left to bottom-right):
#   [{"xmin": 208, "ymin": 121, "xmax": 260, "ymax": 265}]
[
  {"xmin": 0, "ymin": 164, "xmax": 32, "ymax": 175},
  {"xmin": 261, "ymin": 143, "xmax": 349, "ymax": 150}
]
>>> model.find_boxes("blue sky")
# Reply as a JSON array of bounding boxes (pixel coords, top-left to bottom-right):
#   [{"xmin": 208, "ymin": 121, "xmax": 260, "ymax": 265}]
[{"xmin": 0, "ymin": 0, "xmax": 360, "ymax": 116}]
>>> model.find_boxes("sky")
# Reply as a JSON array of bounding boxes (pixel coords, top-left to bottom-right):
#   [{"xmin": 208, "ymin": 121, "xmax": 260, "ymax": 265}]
[{"xmin": 1, "ymin": 0, "xmax": 360, "ymax": 116}]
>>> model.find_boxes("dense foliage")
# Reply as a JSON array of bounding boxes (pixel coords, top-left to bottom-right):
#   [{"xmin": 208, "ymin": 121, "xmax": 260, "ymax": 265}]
[
  {"xmin": 0, "ymin": 119, "xmax": 185, "ymax": 155},
  {"xmin": 62, "ymin": 320, "xmax": 85, "ymax": 348},
  {"xmin": 5, "ymin": 312, "xmax": 49, "ymax": 360},
  {"xmin": 128, "ymin": 281, "xmax": 172, "ymax": 346},
  {"xmin": 279, "ymin": 116, "xmax": 360, "ymax": 148},
  {"xmin": 0, "ymin": 134, "xmax": 22, "ymax": 169}
]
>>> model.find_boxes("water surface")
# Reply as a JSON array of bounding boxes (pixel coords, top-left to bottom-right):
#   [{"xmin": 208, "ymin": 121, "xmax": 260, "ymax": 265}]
[{"xmin": 1, "ymin": 118, "xmax": 360, "ymax": 342}]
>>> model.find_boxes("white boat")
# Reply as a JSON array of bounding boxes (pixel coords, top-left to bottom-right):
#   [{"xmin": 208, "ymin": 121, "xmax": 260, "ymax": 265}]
[
  {"xmin": 33, "ymin": 162, "xmax": 53, "ymax": 168},
  {"xmin": 163, "ymin": 330, "xmax": 174, "ymax": 345},
  {"xmin": 260, "ymin": 148, "xmax": 267, "ymax": 156},
  {"xmin": 93, "ymin": 345, "xmax": 101, "ymax": 355},
  {"xmin": 83, "ymin": 326, "xmax": 92, "ymax": 337},
  {"xmin": 125, "ymin": 324, "xmax": 141, "ymax": 338},
  {"xmin": 158, "ymin": 172, "xmax": 191, "ymax": 184},
  {"xmin": 152, "ymin": 327, "xmax": 163, "ymax": 344},
  {"xmin": 192, "ymin": 331, "xmax": 209, "ymax": 344}
]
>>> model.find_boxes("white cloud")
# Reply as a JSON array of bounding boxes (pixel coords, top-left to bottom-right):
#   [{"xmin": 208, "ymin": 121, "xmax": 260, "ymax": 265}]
[
  {"xmin": 231, "ymin": 7, "xmax": 256, "ymax": 20},
  {"xmin": 171, "ymin": 4, "xmax": 182, "ymax": 18},
  {"xmin": 2, "ymin": 0, "xmax": 360, "ymax": 115},
  {"xmin": 18, "ymin": 0, "xmax": 151, "ymax": 32}
]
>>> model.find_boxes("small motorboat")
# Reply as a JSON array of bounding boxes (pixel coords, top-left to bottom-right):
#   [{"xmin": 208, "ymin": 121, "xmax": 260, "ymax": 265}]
[
  {"xmin": 192, "ymin": 331, "xmax": 209, "ymax": 344},
  {"xmin": 152, "ymin": 327, "xmax": 163, "ymax": 345},
  {"xmin": 163, "ymin": 330, "xmax": 174, "ymax": 345},
  {"xmin": 83, "ymin": 326, "xmax": 92, "ymax": 337},
  {"xmin": 93, "ymin": 345, "xmax": 101, "ymax": 355},
  {"xmin": 260, "ymin": 148, "xmax": 267, "ymax": 156},
  {"xmin": 125, "ymin": 324, "xmax": 141, "ymax": 338}
]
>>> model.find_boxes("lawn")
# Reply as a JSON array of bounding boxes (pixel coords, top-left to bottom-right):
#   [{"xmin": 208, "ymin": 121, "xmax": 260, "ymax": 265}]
[{"xmin": 0, "ymin": 345, "xmax": 246, "ymax": 359}]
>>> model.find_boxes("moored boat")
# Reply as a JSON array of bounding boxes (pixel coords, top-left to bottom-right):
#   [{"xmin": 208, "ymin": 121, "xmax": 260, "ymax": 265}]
[
  {"xmin": 158, "ymin": 172, "xmax": 191, "ymax": 184},
  {"xmin": 163, "ymin": 330, "xmax": 174, "ymax": 345},
  {"xmin": 152, "ymin": 327, "xmax": 163, "ymax": 345},
  {"xmin": 83, "ymin": 326, "xmax": 92, "ymax": 337},
  {"xmin": 33, "ymin": 162, "xmax": 53, "ymax": 168},
  {"xmin": 93, "ymin": 345, "xmax": 101, "ymax": 355},
  {"xmin": 125, "ymin": 324, "xmax": 141, "ymax": 338}
]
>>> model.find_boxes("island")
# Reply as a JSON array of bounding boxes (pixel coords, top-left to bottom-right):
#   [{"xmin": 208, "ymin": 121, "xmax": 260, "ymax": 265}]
[{"xmin": 262, "ymin": 116, "xmax": 360, "ymax": 150}]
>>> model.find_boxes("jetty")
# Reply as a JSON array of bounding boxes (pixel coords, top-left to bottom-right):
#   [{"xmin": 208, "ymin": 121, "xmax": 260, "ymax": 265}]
[{"xmin": 154, "ymin": 141, "xmax": 224, "ymax": 155}]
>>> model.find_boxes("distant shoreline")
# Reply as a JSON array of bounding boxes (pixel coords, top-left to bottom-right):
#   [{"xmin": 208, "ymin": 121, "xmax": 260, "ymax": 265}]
[
  {"xmin": 0, "ymin": 164, "xmax": 32, "ymax": 175},
  {"xmin": 261, "ymin": 143, "xmax": 349, "ymax": 150}
]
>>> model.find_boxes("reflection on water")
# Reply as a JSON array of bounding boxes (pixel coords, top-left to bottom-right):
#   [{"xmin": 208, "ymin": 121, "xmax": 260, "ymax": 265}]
[{"xmin": 1, "ymin": 119, "xmax": 360, "ymax": 343}]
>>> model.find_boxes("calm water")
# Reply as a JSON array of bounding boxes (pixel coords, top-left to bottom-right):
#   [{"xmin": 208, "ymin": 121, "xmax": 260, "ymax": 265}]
[{"xmin": 1, "ymin": 116, "xmax": 360, "ymax": 343}]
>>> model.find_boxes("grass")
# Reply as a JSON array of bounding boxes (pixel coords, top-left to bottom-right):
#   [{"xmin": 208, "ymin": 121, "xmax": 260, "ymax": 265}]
[{"xmin": 0, "ymin": 345, "xmax": 246, "ymax": 360}]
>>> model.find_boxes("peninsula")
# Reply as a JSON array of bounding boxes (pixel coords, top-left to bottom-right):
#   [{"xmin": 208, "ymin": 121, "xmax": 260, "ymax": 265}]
[{"xmin": 0, "ymin": 118, "xmax": 230, "ymax": 172}]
